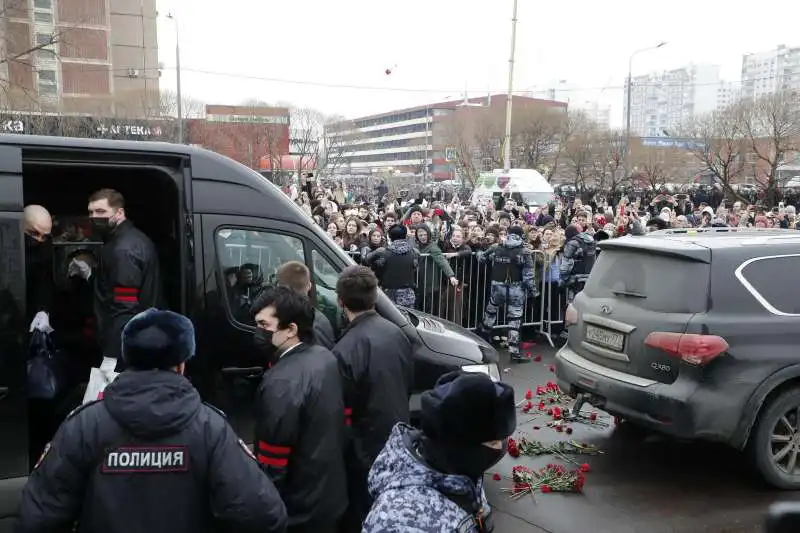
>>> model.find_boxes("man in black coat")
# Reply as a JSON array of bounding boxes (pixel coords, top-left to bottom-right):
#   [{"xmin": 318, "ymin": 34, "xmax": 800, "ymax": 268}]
[
  {"xmin": 275, "ymin": 260, "xmax": 336, "ymax": 349},
  {"xmin": 71, "ymin": 189, "xmax": 163, "ymax": 372},
  {"xmin": 15, "ymin": 309, "xmax": 287, "ymax": 533},
  {"xmin": 333, "ymin": 266, "xmax": 414, "ymax": 531},
  {"xmin": 251, "ymin": 287, "xmax": 347, "ymax": 533}
]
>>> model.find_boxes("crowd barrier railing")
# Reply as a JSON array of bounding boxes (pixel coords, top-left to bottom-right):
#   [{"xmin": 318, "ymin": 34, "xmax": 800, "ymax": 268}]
[{"xmin": 346, "ymin": 248, "xmax": 568, "ymax": 348}]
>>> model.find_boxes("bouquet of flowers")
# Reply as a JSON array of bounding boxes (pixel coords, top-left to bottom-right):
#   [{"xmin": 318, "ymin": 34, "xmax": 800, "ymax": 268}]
[{"xmin": 504, "ymin": 464, "xmax": 586, "ymax": 499}]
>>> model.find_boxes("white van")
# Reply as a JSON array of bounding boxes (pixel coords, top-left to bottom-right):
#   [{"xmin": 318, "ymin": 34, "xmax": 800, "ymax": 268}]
[{"xmin": 470, "ymin": 168, "xmax": 554, "ymax": 208}]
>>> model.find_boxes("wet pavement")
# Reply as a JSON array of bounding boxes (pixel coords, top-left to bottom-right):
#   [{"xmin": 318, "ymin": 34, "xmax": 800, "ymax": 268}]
[{"xmin": 487, "ymin": 342, "xmax": 800, "ymax": 533}]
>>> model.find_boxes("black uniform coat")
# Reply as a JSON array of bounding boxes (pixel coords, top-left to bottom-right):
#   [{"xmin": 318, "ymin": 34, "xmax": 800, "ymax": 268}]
[
  {"xmin": 254, "ymin": 342, "xmax": 348, "ymax": 530},
  {"xmin": 332, "ymin": 311, "xmax": 414, "ymax": 471},
  {"xmin": 15, "ymin": 371, "xmax": 287, "ymax": 533},
  {"xmin": 94, "ymin": 220, "xmax": 162, "ymax": 363}
]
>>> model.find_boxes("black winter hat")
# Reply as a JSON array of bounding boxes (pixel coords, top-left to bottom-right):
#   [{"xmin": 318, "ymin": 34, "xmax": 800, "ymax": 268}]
[
  {"xmin": 122, "ymin": 308, "xmax": 196, "ymax": 370},
  {"xmin": 388, "ymin": 224, "xmax": 407, "ymax": 241},
  {"xmin": 508, "ymin": 226, "xmax": 524, "ymax": 237},
  {"xmin": 421, "ymin": 371, "xmax": 516, "ymax": 444}
]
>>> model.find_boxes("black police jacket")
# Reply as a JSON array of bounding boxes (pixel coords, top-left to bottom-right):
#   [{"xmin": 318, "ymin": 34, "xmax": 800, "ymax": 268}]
[
  {"xmin": 333, "ymin": 311, "xmax": 414, "ymax": 472},
  {"xmin": 94, "ymin": 220, "xmax": 163, "ymax": 363},
  {"xmin": 15, "ymin": 370, "xmax": 287, "ymax": 533},
  {"xmin": 254, "ymin": 343, "xmax": 348, "ymax": 529}
]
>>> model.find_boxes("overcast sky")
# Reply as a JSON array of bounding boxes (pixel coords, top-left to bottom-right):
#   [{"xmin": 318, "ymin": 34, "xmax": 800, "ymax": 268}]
[{"xmin": 156, "ymin": 0, "xmax": 798, "ymax": 128}]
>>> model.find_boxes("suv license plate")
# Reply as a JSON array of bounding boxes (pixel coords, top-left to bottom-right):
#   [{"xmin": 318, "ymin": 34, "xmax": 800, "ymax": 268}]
[{"xmin": 585, "ymin": 325, "xmax": 624, "ymax": 351}]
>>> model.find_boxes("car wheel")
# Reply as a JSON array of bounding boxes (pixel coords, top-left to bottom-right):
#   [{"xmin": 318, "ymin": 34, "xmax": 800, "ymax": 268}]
[{"xmin": 750, "ymin": 387, "xmax": 800, "ymax": 489}]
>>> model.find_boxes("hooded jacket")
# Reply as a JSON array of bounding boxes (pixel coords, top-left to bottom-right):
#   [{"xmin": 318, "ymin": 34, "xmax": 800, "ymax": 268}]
[
  {"xmin": 15, "ymin": 371, "xmax": 287, "ymax": 533},
  {"xmin": 364, "ymin": 239, "xmax": 419, "ymax": 290},
  {"xmin": 363, "ymin": 423, "xmax": 490, "ymax": 533}
]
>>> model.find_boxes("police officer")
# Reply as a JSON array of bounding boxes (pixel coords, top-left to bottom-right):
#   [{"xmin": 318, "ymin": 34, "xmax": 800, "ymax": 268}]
[
  {"xmin": 478, "ymin": 225, "xmax": 535, "ymax": 363},
  {"xmin": 363, "ymin": 224, "xmax": 419, "ymax": 308},
  {"xmin": 70, "ymin": 189, "xmax": 162, "ymax": 371},
  {"xmin": 15, "ymin": 309, "xmax": 287, "ymax": 533},
  {"xmin": 251, "ymin": 287, "xmax": 347, "ymax": 533},
  {"xmin": 333, "ymin": 266, "xmax": 414, "ymax": 531}
]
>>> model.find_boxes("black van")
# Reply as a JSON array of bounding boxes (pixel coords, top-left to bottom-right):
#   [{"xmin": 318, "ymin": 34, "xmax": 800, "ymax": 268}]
[{"xmin": 0, "ymin": 135, "xmax": 498, "ymax": 530}]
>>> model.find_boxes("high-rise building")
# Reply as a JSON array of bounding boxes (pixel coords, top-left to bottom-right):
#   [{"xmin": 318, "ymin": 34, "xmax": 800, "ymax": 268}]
[
  {"xmin": 623, "ymin": 64, "xmax": 721, "ymax": 137},
  {"xmin": 741, "ymin": 44, "xmax": 800, "ymax": 100},
  {"xmin": 716, "ymin": 81, "xmax": 742, "ymax": 110},
  {"xmin": 579, "ymin": 101, "xmax": 611, "ymax": 130},
  {"xmin": 0, "ymin": 0, "xmax": 159, "ymax": 115}
]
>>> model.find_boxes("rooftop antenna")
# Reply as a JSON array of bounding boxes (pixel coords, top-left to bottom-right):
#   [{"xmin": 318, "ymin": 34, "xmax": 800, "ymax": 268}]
[
  {"xmin": 487, "ymin": 84, "xmax": 491, "ymax": 106},
  {"xmin": 463, "ymin": 80, "xmax": 469, "ymax": 105}
]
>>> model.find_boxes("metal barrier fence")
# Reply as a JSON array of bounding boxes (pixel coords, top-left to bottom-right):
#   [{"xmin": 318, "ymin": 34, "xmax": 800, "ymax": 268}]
[{"xmin": 348, "ymin": 248, "xmax": 568, "ymax": 348}]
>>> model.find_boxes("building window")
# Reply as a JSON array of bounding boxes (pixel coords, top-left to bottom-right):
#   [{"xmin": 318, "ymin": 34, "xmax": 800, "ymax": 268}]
[
  {"xmin": 34, "ymin": 0, "xmax": 52, "ymax": 8},
  {"xmin": 35, "ymin": 33, "xmax": 54, "ymax": 46},
  {"xmin": 38, "ymin": 83, "xmax": 57, "ymax": 95},
  {"xmin": 34, "ymin": 11, "xmax": 53, "ymax": 22},
  {"xmin": 38, "ymin": 69, "xmax": 56, "ymax": 83}
]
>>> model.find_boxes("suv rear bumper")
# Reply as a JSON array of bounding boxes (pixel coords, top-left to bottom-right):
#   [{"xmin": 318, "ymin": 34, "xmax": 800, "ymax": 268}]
[{"xmin": 555, "ymin": 344, "xmax": 700, "ymax": 439}]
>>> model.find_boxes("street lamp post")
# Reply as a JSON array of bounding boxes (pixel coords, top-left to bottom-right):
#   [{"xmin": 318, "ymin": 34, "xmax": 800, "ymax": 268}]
[
  {"xmin": 624, "ymin": 41, "xmax": 667, "ymax": 180},
  {"xmin": 166, "ymin": 13, "xmax": 183, "ymax": 144},
  {"xmin": 502, "ymin": 0, "xmax": 519, "ymax": 172}
]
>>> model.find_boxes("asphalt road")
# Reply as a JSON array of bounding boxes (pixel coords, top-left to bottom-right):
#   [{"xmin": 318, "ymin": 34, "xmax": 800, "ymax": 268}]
[{"xmin": 486, "ymin": 341, "xmax": 800, "ymax": 533}]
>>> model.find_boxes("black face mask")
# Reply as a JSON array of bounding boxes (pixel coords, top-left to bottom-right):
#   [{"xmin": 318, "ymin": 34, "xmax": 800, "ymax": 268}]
[
  {"xmin": 25, "ymin": 233, "xmax": 52, "ymax": 263},
  {"xmin": 253, "ymin": 329, "xmax": 278, "ymax": 364},
  {"xmin": 420, "ymin": 436, "xmax": 507, "ymax": 481},
  {"xmin": 90, "ymin": 217, "xmax": 113, "ymax": 239}
]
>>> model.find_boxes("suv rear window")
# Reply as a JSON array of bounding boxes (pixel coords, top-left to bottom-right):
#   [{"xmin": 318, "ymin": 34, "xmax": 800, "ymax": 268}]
[
  {"xmin": 584, "ymin": 249, "xmax": 709, "ymax": 313},
  {"xmin": 738, "ymin": 255, "xmax": 800, "ymax": 315}
]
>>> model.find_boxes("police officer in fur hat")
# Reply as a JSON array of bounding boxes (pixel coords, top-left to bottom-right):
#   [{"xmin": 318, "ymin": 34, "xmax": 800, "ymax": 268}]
[
  {"xmin": 16, "ymin": 309, "xmax": 287, "ymax": 533},
  {"xmin": 363, "ymin": 371, "xmax": 516, "ymax": 533}
]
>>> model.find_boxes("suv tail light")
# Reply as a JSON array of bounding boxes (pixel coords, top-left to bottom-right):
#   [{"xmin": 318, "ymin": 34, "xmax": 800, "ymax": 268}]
[
  {"xmin": 644, "ymin": 332, "xmax": 729, "ymax": 366},
  {"xmin": 565, "ymin": 304, "xmax": 578, "ymax": 326}
]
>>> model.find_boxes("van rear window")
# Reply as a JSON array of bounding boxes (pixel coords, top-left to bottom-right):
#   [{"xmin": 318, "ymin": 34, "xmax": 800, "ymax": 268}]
[{"xmin": 583, "ymin": 249, "xmax": 709, "ymax": 313}]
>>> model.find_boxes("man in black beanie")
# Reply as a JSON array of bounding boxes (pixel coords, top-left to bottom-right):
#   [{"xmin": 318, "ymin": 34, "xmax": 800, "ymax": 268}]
[
  {"xmin": 363, "ymin": 371, "xmax": 515, "ymax": 533},
  {"xmin": 363, "ymin": 224, "xmax": 419, "ymax": 308},
  {"xmin": 16, "ymin": 308, "xmax": 287, "ymax": 533}
]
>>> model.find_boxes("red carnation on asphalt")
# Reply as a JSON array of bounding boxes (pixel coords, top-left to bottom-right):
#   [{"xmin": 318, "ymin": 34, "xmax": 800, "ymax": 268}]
[
  {"xmin": 547, "ymin": 408, "xmax": 553, "ymax": 416},
  {"xmin": 492, "ymin": 473, "xmax": 502, "ymax": 481},
  {"xmin": 522, "ymin": 401, "xmax": 533, "ymax": 413},
  {"xmin": 555, "ymin": 425, "xmax": 563, "ymax": 433},
  {"xmin": 548, "ymin": 397, "xmax": 555, "ymax": 404},
  {"xmin": 541, "ymin": 484, "xmax": 552, "ymax": 493},
  {"xmin": 507, "ymin": 437, "xmax": 520, "ymax": 458},
  {"xmin": 533, "ymin": 355, "xmax": 542, "ymax": 362},
  {"xmin": 535, "ymin": 386, "xmax": 545, "ymax": 396},
  {"xmin": 548, "ymin": 365, "xmax": 555, "ymax": 373},
  {"xmin": 580, "ymin": 463, "xmax": 591, "ymax": 473},
  {"xmin": 566, "ymin": 427, "xmax": 573, "ymax": 435},
  {"xmin": 525, "ymin": 389, "xmax": 533, "ymax": 400},
  {"xmin": 590, "ymin": 412, "xmax": 598, "ymax": 421},
  {"xmin": 538, "ymin": 401, "xmax": 545, "ymax": 410}
]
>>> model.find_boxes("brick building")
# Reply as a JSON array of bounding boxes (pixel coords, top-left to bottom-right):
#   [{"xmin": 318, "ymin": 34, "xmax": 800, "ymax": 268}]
[
  {"xmin": 186, "ymin": 105, "xmax": 291, "ymax": 169},
  {"xmin": 1, "ymin": 0, "xmax": 159, "ymax": 115}
]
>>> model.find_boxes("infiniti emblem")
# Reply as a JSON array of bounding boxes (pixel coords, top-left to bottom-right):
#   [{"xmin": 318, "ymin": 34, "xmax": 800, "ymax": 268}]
[{"xmin": 600, "ymin": 304, "xmax": 612, "ymax": 315}]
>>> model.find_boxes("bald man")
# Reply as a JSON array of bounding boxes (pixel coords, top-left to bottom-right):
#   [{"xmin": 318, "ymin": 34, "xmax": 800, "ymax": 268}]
[
  {"xmin": 24, "ymin": 205, "xmax": 54, "ymax": 317},
  {"xmin": 24, "ymin": 204, "xmax": 53, "ymax": 243}
]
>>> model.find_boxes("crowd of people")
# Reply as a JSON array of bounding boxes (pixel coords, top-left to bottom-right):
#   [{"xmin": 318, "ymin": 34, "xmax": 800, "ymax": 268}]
[{"xmin": 284, "ymin": 178, "xmax": 800, "ymax": 347}]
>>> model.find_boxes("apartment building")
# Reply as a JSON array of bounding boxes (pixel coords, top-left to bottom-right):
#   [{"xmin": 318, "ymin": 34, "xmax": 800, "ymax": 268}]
[
  {"xmin": 0, "ymin": 0, "xmax": 159, "ymax": 115},
  {"xmin": 623, "ymin": 63, "xmax": 721, "ymax": 137},
  {"xmin": 327, "ymin": 94, "xmax": 566, "ymax": 180},
  {"xmin": 716, "ymin": 81, "xmax": 742, "ymax": 109},
  {"xmin": 741, "ymin": 44, "xmax": 800, "ymax": 100}
]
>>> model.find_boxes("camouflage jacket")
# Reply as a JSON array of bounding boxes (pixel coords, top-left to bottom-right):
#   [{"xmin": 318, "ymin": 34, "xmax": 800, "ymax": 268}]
[{"xmin": 363, "ymin": 423, "xmax": 491, "ymax": 533}]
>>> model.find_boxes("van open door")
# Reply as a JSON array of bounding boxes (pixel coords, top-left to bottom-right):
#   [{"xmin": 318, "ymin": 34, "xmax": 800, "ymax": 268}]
[{"xmin": 0, "ymin": 145, "xmax": 28, "ymax": 529}]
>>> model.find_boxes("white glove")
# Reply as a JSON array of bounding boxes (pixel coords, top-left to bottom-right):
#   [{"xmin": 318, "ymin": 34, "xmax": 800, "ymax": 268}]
[
  {"xmin": 29, "ymin": 311, "xmax": 53, "ymax": 333},
  {"xmin": 68, "ymin": 258, "xmax": 92, "ymax": 280}
]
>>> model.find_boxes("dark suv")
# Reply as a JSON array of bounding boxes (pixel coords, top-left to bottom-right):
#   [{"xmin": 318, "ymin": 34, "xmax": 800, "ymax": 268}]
[{"xmin": 555, "ymin": 228, "xmax": 800, "ymax": 489}]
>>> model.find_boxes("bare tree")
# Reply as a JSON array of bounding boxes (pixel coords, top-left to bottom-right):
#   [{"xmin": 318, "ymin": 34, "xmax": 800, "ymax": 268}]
[
  {"xmin": 441, "ymin": 109, "xmax": 483, "ymax": 188},
  {"xmin": 635, "ymin": 151, "xmax": 668, "ymax": 191},
  {"xmin": 513, "ymin": 103, "xmax": 564, "ymax": 174},
  {"xmin": 318, "ymin": 115, "xmax": 360, "ymax": 178},
  {"xmin": 290, "ymin": 106, "xmax": 324, "ymax": 177},
  {"xmin": 592, "ymin": 130, "xmax": 628, "ymax": 193},
  {"xmin": 1, "ymin": 0, "xmax": 82, "ymax": 107},
  {"xmin": 687, "ymin": 103, "xmax": 749, "ymax": 202},
  {"xmin": 561, "ymin": 110, "xmax": 598, "ymax": 191},
  {"xmin": 740, "ymin": 91, "xmax": 800, "ymax": 206}
]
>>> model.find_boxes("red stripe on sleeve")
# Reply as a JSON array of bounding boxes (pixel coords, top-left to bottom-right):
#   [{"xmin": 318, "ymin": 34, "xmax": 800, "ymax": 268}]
[
  {"xmin": 258, "ymin": 441, "xmax": 291, "ymax": 455},
  {"xmin": 257, "ymin": 454, "xmax": 288, "ymax": 467},
  {"xmin": 114, "ymin": 296, "xmax": 138, "ymax": 303},
  {"xmin": 113, "ymin": 287, "xmax": 139, "ymax": 294}
]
